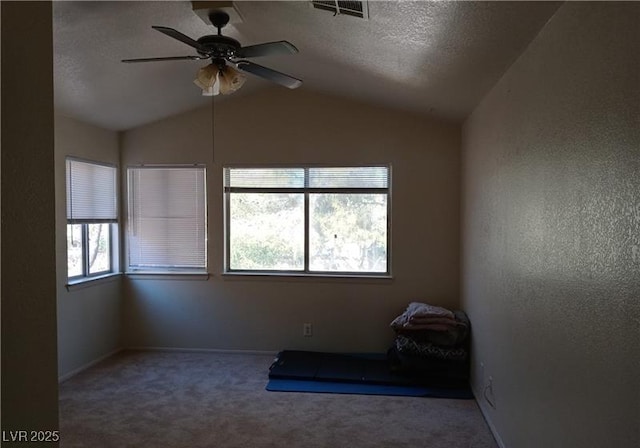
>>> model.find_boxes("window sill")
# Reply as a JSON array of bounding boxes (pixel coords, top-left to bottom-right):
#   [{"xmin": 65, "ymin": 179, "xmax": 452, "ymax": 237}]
[
  {"xmin": 66, "ymin": 272, "xmax": 122, "ymax": 291},
  {"xmin": 221, "ymin": 272, "xmax": 393, "ymax": 284},
  {"xmin": 125, "ymin": 271, "xmax": 210, "ymax": 281}
]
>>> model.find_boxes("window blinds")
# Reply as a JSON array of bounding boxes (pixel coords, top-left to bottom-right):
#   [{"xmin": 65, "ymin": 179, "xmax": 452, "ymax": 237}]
[
  {"xmin": 66, "ymin": 158, "xmax": 117, "ymax": 223},
  {"xmin": 128, "ymin": 167, "xmax": 206, "ymax": 270},
  {"xmin": 226, "ymin": 166, "xmax": 388, "ymax": 189},
  {"xmin": 307, "ymin": 166, "xmax": 388, "ymax": 188},
  {"xmin": 226, "ymin": 168, "xmax": 305, "ymax": 188}
]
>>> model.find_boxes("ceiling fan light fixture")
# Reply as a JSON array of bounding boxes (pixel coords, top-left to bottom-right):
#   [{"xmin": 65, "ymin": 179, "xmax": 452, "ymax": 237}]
[
  {"xmin": 218, "ymin": 65, "xmax": 246, "ymax": 95},
  {"xmin": 194, "ymin": 63, "xmax": 246, "ymax": 96},
  {"xmin": 201, "ymin": 83, "xmax": 219, "ymax": 96},
  {"xmin": 194, "ymin": 63, "xmax": 218, "ymax": 89}
]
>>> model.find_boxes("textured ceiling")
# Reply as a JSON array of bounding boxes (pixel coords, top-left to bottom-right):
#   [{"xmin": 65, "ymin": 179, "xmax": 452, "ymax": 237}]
[{"xmin": 53, "ymin": 1, "xmax": 561, "ymax": 131}]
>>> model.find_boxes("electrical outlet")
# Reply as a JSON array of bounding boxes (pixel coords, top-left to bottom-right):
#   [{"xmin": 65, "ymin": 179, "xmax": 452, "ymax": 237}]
[{"xmin": 303, "ymin": 323, "xmax": 313, "ymax": 337}]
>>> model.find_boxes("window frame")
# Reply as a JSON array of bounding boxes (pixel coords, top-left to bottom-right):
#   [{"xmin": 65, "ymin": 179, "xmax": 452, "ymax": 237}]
[
  {"xmin": 126, "ymin": 164, "xmax": 208, "ymax": 274},
  {"xmin": 67, "ymin": 223, "xmax": 116, "ymax": 281},
  {"xmin": 224, "ymin": 164, "xmax": 392, "ymax": 277},
  {"xmin": 65, "ymin": 157, "xmax": 119, "ymax": 283}
]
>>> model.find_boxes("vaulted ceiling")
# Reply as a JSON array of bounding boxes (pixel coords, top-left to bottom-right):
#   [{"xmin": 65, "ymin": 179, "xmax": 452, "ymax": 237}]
[{"xmin": 53, "ymin": 1, "xmax": 561, "ymax": 131}]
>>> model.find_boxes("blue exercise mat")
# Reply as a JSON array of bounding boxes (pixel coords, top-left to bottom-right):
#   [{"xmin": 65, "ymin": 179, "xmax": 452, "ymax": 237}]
[
  {"xmin": 266, "ymin": 378, "xmax": 474, "ymax": 399},
  {"xmin": 269, "ymin": 350, "xmax": 469, "ymax": 385},
  {"xmin": 267, "ymin": 350, "xmax": 473, "ymax": 399}
]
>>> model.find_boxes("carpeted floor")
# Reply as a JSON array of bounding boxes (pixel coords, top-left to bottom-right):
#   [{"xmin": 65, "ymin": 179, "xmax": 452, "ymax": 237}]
[{"xmin": 58, "ymin": 351, "xmax": 497, "ymax": 448}]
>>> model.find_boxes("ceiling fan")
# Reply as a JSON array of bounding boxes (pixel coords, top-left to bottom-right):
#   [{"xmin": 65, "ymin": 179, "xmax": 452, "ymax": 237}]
[{"xmin": 122, "ymin": 11, "xmax": 302, "ymax": 96}]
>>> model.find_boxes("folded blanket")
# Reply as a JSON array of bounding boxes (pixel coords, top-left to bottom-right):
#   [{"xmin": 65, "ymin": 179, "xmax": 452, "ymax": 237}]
[
  {"xmin": 391, "ymin": 309, "xmax": 470, "ymax": 347},
  {"xmin": 408, "ymin": 316, "xmax": 458, "ymax": 326},
  {"xmin": 405, "ymin": 302, "xmax": 454, "ymax": 319},
  {"xmin": 395, "ymin": 334, "xmax": 468, "ymax": 361},
  {"xmin": 388, "ymin": 346, "xmax": 470, "ymax": 381},
  {"xmin": 390, "ymin": 302, "xmax": 456, "ymax": 331},
  {"xmin": 401, "ymin": 323, "xmax": 455, "ymax": 332}
]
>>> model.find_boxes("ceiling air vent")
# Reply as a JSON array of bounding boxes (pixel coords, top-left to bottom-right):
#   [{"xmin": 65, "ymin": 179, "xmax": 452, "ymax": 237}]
[{"xmin": 311, "ymin": 1, "xmax": 369, "ymax": 19}]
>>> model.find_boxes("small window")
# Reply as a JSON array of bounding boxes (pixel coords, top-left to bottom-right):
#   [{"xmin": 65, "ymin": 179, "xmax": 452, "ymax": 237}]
[
  {"xmin": 127, "ymin": 166, "xmax": 207, "ymax": 272},
  {"xmin": 66, "ymin": 158, "xmax": 118, "ymax": 280},
  {"xmin": 224, "ymin": 166, "xmax": 390, "ymax": 276}
]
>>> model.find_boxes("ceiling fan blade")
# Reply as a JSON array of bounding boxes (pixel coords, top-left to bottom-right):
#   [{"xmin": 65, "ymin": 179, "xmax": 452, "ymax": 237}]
[
  {"xmin": 236, "ymin": 41, "xmax": 299, "ymax": 58},
  {"xmin": 122, "ymin": 55, "xmax": 207, "ymax": 63},
  {"xmin": 152, "ymin": 26, "xmax": 209, "ymax": 53},
  {"xmin": 235, "ymin": 60, "xmax": 302, "ymax": 89}
]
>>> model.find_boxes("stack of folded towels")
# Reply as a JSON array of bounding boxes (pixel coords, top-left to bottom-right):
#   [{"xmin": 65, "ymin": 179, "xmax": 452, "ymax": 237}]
[{"xmin": 389, "ymin": 302, "xmax": 470, "ymax": 381}]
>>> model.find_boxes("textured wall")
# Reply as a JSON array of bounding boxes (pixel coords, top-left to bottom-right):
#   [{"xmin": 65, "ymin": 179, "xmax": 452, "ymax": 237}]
[
  {"xmin": 462, "ymin": 3, "xmax": 639, "ymax": 447},
  {"xmin": 55, "ymin": 115, "xmax": 123, "ymax": 379},
  {"xmin": 1, "ymin": 0, "xmax": 59, "ymax": 437},
  {"xmin": 121, "ymin": 88, "xmax": 461, "ymax": 353}
]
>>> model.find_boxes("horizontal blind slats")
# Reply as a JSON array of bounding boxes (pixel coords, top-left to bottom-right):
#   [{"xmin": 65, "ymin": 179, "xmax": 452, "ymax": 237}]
[
  {"xmin": 66, "ymin": 159, "xmax": 117, "ymax": 221},
  {"xmin": 227, "ymin": 168, "xmax": 305, "ymax": 188},
  {"xmin": 308, "ymin": 167, "xmax": 388, "ymax": 188},
  {"xmin": 226, "ymin": 166, "xmax": 388, "ymax": 189},
  {"xmin": 128, "ymin": 167, "xmax": 206, "ymax": 269}
]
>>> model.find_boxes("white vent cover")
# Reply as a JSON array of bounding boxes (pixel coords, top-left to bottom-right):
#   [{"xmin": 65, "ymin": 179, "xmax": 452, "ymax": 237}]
[
  {"xmin": 192, "ymin": 1, "xmax": 244, "ymax": 25},
  {"xmin": 311, "ymin": 1, "xmax": 369, "ymax": 19}
]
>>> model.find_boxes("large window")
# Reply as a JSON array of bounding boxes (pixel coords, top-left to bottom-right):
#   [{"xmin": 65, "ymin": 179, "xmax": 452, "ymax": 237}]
[
  {"xmin": 127, "ymin": 166, "xmax": 207, "ymax": 272},
  {"xmin": 224, "ymin": 166, "xmax": 390, "ymax": 275},
  {"xmin": 66, "ymin": 158, "xmax": 118, "ymax": 280}
]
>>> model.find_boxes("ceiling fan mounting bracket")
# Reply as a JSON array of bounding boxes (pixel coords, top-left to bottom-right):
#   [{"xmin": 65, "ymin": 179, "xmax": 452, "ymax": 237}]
[
  {"xmin": 209, "ymin": 11, "xmax": 230, "ymax": 31},
  {"xmin": 192, "ymin": 1, "xmax": 244, "ymax": 26}
]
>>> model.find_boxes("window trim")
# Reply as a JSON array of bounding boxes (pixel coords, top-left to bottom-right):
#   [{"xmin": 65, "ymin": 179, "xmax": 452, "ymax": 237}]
[
  {"xmin": 126, "ymin": 164, "xmax": 208, "ymax": 273},
  {"xmin": 223, "ymin": 164, "xmax": 392, "ymax": 277},
  {"xmin": 66, "ymin": 272, "xmax": 121, "ymax": 291}
]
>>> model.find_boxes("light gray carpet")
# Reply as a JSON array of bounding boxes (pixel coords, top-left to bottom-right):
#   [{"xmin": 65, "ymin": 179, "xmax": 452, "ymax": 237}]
[{"xmin": 59, "ymin": 351, "xmax": 497, "ymax": 448}]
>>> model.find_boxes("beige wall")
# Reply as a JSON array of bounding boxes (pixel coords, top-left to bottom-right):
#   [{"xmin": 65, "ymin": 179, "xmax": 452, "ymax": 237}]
[
  {"xmin": 121, "ymin": 88, "xmax": 461, "ymax": 352},
  {"xmin": 462, "ymin": 3, "xmax": 639, "ymax": 447},
  {"xmin": 1, "ymin": 1, "xmax": 59, "ymax": 439},
  {"xmin": 55, "ymin": 114, "xmax": 122, "ymax": 379}
]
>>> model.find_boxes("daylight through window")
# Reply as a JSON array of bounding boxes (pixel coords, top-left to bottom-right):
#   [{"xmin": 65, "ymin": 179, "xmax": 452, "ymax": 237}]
[{"xmin": 224, "ymin": 166, "xmax": 390, "ymax": 275}]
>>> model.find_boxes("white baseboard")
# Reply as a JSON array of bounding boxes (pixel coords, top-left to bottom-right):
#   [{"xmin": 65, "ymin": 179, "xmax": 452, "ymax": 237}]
[
  {"xmin": 472, "ymin": 384, "xmax": 506, "ymax": 448},
  {"xmin": 126, "ymin": 346, "xmax": 278, "ymax": 356},
  {"xmin": 58, "ymin": 348, "xmax": 123, "ymax": 383}
]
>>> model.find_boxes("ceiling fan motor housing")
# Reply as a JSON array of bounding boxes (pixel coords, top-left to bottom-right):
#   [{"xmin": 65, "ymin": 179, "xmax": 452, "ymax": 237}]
[{"xmin": 197, "ymin": 35, "xmax": 241, "ymax": 59}]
